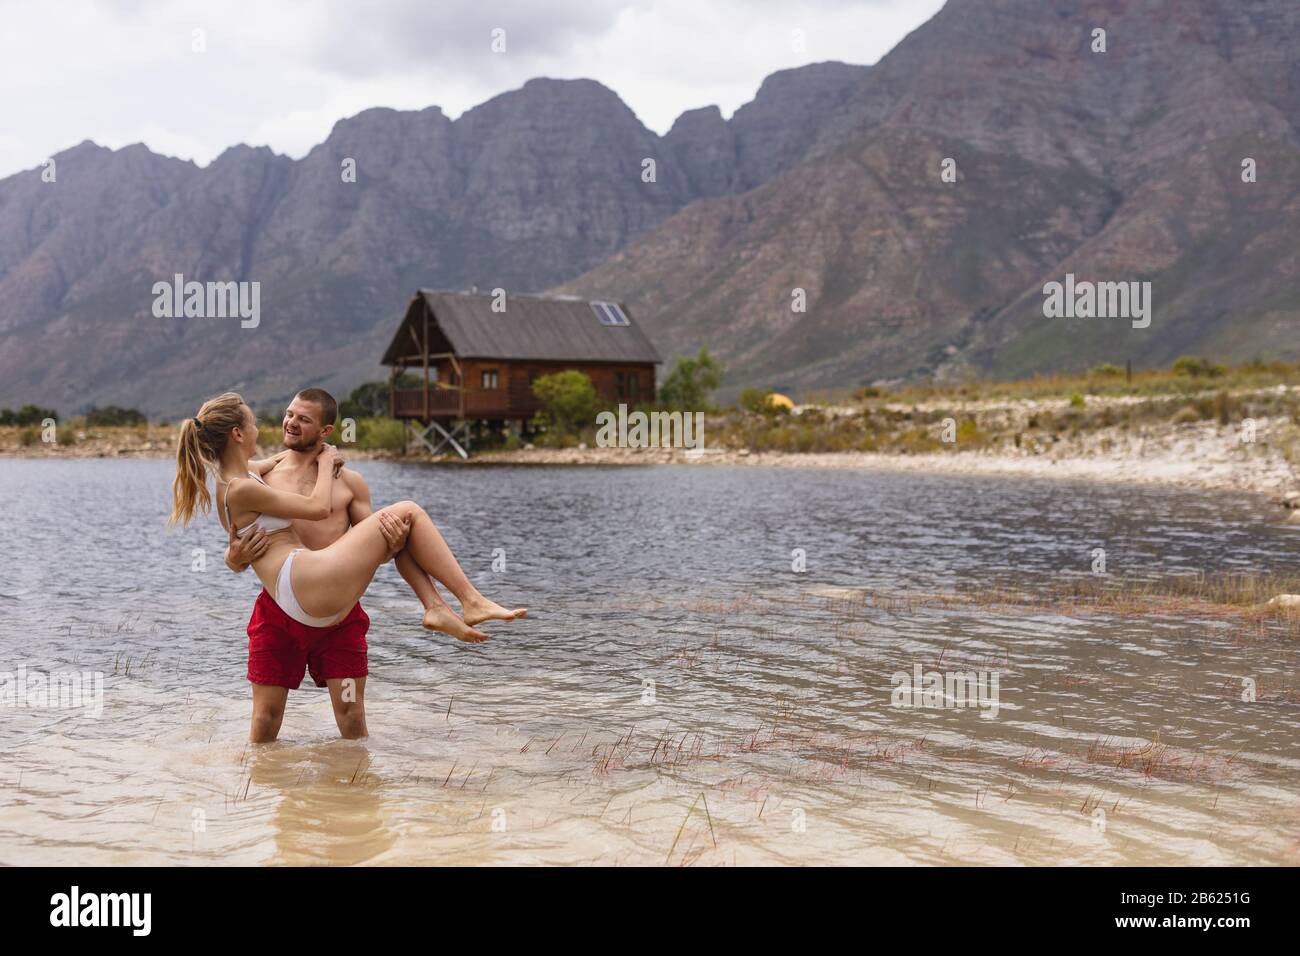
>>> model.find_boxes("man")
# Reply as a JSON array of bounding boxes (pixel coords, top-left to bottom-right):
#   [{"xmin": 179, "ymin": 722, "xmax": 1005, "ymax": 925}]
[{"xmin": 225, "ymin": 387, "xmax": 488, "ymax": 743}]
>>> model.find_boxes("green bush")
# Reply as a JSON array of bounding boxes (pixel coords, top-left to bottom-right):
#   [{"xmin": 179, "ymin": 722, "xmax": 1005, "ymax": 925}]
[
  {"xmin": 1172, "ymin": 356, "xmax": 1226, "ymax": 378},
  {"xmin": 0, "ymin": 404, "xmax": 57, "ymax": 426},
  {"xmin": 532, "ymin": 370, "xmax": 598, "ymax": 437},
  {"xmin": 737, "ymin": 387, "xmax": 775, "ymax": 415},
  {"xmin": 1070, "ymin": 392, "xmax": 1085, "ymax": 408},
  {"xmin": 1089, "ymin": 363, "xmax": 1123, "ymax": 378},
  {"xmin": 659, "ymin": 348, "xmax": 722, "ymax": 411},
  {"xmin": 355, "ymin": 417, "xmax": 407, "ymax": 450},
  {"xmin": 85, "ymin": 405, "xmax": 145, "ymax": 426}
]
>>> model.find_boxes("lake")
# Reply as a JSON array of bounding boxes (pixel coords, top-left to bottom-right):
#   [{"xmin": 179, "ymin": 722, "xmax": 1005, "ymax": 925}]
[{"xmin": 0, "ymin": 458, "xmax": 1297, "ymax": 865}]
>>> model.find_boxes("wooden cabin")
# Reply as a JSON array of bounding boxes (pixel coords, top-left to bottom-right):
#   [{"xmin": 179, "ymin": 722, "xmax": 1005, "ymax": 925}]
[{"xmin": 380, "ymin": 290, "xmax": 662, "ymax": 456}]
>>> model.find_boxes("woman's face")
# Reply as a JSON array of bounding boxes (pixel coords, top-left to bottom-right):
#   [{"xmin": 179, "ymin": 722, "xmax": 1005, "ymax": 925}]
[{"xmin": 237, "ymin": 406, "xmax": 259, "ymax": 455}]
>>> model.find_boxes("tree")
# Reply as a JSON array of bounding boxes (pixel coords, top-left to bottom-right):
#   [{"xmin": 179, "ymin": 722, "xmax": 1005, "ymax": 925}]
[
  {"xmin": 659, "ymin": 348, "xmax": 722, "ymax": 411},
  {"xmin": 338, "ymin": 375, "xmax": 420, "ymax": 420},
  {"xmin": 1, "ymin": 405, "xmax": 58, "ymax": 426},
  {"xmin": 532, "ymin": 370, "xmax": 598, "ymax": 436},
  {"xmin": 86, "ymin": 405, "xmax": 146, "ymax": 426}
]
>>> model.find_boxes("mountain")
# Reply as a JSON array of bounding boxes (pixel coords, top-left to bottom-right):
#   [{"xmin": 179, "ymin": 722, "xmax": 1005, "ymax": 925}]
[
  {"xmin": 0, "ymin": 63, "xmax": 865, "ymax": 416},
  {"xmin": 4, "ymin": 0, "xmax": 1299, "ymax": 416},
  {"xmin": 559, "ymin": 0, "xmax": 1300, "ymax": 391}
]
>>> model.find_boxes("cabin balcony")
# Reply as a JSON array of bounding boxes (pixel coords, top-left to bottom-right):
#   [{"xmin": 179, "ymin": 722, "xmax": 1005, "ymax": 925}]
[{"xmin": 390, "ymin": 387, "xmax": 541, "ymax": 421}]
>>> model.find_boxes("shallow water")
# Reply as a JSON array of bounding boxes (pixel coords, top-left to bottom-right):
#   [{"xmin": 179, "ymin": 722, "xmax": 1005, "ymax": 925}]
[{"xmin": 1, "ymin": 458, "xmax": 1297, "ymax": 865}]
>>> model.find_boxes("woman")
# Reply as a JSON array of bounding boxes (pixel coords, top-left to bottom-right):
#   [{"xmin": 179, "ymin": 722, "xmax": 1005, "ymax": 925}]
[{"xmin": 170, "ymin": 392, "xmax": 526, "ymax": 630}]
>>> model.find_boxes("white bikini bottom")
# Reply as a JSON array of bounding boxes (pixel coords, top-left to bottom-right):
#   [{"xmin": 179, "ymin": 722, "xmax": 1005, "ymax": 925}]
[{"xmin": 275, "ymin": 549, "xmax": 339, "ymax": 628}]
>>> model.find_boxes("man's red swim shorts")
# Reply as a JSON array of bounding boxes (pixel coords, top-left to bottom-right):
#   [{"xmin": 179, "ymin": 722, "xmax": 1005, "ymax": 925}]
[{"xmin": 246, "ymin": 588, "xmax": 369, "ymax": 689}]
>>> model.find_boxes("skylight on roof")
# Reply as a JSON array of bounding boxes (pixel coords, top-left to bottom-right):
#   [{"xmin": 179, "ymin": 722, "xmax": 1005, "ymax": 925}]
[{"xmin": 591, "ymin": 301, "xmax": 629, "ymax": 326}]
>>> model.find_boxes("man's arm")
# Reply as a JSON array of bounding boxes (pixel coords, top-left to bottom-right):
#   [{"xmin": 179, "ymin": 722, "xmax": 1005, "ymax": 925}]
[
  {"xmin": 344, "ymin": 469, "xmax": 409, "ymax": 561},
  {"xmin": 344, "ymin": 469, "xmax": 438, "ymax": 611}
]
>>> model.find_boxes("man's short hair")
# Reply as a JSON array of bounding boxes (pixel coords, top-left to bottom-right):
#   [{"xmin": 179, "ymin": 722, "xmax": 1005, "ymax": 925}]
[{"xmin": 295, "ymin": 388, "xmax": 338, "ymax": 426}]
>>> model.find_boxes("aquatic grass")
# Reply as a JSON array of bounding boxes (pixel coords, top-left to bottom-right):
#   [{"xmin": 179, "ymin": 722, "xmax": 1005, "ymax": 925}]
[
  {"xmin": 807, "ymin": 575, "xmax": 1300, "ymax": 638},
  {"xmin": 1083, "ymin": 734, "xmax": 1241, "ymax": 784}
]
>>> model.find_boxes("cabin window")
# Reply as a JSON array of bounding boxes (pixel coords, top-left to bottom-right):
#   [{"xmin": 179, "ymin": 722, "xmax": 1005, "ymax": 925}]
[
  {"xmin": 591, "ymin": 301, "xmax": 630, "ymax": 326},
  {"xmin": 628, "ymin": 372, "xmax": 640, "ymax": 402},
  {"xmin": 615, "ymin": 371, "xmax": 626, "ymax": 399},
  {"xmin": 481, "ymin": 369, "xmax": 500, "ymax": 390}
]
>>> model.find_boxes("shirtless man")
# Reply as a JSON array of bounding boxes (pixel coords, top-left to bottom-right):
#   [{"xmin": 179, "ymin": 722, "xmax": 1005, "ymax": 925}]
[{"xmin": 225, "ymin": 387, "xmax": 498, "ymax": 742}]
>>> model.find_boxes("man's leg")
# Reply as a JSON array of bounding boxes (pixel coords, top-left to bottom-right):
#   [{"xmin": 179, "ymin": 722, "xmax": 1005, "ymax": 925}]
[
  {"xmin": 250, "ymin": 684, "xmax": 289, "ymax": 742},
  {"xmin": 247, "ymin": 589, "xmax": 306, "ymax": 742},
  {"xmin": 309, "ymin": 603, "xmax": 370, "ymax": 738},
  {"xmin": 326, "ymin": 676, "xmax": 367, "ymax": 739}
]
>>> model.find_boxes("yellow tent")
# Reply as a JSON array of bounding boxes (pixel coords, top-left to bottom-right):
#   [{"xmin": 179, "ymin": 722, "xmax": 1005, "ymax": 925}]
[{"xmin": 766, "ymin": 392, "xmax": 795, "ymax": 410}]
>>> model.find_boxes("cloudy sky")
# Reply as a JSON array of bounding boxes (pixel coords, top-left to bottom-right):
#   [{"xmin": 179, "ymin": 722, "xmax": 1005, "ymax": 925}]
[{"xmin": 0, "ymin": 0, "xmax": 944, "ymax": 179}]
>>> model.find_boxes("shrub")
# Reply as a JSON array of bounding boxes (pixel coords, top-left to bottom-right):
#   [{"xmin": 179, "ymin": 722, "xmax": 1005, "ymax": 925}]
[
  {"xmin": 355, "ymin": 417, "xmax": 406, "ymax": 450},
  {"xmin": 2, "ymin": 404, "xmax": 57, "ymax": 426},
  {"xmin": 1070, "ymin": 392, "xmax": 1085, "ymax": 408},
  {"xmin": 85, "ymin": 405, "xmax": 146, "ymax": 427},
  {"xmin": 532, "ymin": 370, "xmax": 598, "ymax": 437},
  {"xmin": 1089, "ymin": 363, "xmax": 1123, "ymax": 378},
  {"xmin": 737, "ymin": 387, "xmax": 775, "ymax": 415},
  {"xmin": 1172, "ymin": 356, "xmax": 1226, "ymax": 379},
  {"xmin": 659, "ymin": 348, "xmax": 722, "ymax": 411}
]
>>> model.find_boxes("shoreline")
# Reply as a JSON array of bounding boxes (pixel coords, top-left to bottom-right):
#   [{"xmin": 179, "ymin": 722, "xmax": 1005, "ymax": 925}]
[{"xmin": 5, "ymin": 418, "xmax": 1299, "ymax": 504}]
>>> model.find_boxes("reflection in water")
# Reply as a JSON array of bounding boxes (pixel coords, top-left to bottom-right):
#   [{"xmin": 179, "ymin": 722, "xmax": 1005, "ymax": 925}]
[
  {"xmin": 243, "ymin": 741, "xmax": 393, "ymax": 866},
  {"xmin": 0, "ymin": 459, "xmax": 1297, "ymax": 865}
]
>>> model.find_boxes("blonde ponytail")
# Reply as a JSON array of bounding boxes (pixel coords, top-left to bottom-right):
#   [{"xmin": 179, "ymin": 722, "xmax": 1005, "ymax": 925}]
[{"xmin": 169, "ymin": 392, "xmax": 247, "ymax": 527}]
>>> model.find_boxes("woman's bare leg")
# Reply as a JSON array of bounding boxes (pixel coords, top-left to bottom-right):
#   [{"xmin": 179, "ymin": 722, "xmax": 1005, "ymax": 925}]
[
  {"xmin": 393, "ymin": 550, "xmax": 489, "ymax": 642},
  {"xmin": 385, "ymin": 503, "xmax": 526, "ymax": 626},
  {"xmin": 290, "ymin": 502, "xmax": 525, "ymax": 627}
]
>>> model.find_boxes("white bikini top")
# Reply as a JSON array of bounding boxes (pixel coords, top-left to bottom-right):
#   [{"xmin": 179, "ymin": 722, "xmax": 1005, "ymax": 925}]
[{"xmin": 224, "ymin": 471, "xmax": 295, "ymax": 538}]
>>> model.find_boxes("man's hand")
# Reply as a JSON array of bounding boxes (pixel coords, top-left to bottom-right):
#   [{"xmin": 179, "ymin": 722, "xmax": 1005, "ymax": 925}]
[
  {"xmin": 225, "ymin": 527, "xmax": 271, "ymax": 572},
  {"xmin": 376, "ymin": 509, "xmax": 411, "ymax": 561}
]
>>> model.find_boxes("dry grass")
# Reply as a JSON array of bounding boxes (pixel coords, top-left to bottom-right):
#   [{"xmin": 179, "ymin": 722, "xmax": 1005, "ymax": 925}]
[
  {"xmin": 1083, "ymin": 734, "xmax": 1241, "ymax": 783},
  {"xmin": 810, "ymin": 573, "xmax": 1300, "ymax": 638}
]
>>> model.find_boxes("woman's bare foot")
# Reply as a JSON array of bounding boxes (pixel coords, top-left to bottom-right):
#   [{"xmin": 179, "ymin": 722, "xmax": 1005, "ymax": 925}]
[
  {"xmin": 461, "ymin": 596, "xmax": 528, "ymax": 627},
  {"xmin": 423, "ymin": 605, "xmax": 490, "ymax": 643}
]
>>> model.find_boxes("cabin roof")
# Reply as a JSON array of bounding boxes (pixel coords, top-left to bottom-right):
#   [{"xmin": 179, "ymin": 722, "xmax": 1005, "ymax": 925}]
[{"xmin": 381, "ymin": 290, "xmax": 662, "ymax": 366}]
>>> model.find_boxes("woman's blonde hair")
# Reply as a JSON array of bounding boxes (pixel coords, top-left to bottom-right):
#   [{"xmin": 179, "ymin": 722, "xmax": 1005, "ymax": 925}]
[{"xmin": 169, "ymin": 392, "xmax": 249, "ymax": 527}]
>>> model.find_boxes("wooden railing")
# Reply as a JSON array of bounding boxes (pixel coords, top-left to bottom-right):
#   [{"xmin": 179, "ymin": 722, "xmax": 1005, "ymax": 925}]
[{"xmin": 391, "ymin": 388, "xmax": 540, "ymax": 420}]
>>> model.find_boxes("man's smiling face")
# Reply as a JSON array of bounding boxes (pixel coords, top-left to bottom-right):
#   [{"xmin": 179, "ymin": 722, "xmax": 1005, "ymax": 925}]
[{"xmin": 282, "ymin": 396, "xmax": 331, "ymax": 450}]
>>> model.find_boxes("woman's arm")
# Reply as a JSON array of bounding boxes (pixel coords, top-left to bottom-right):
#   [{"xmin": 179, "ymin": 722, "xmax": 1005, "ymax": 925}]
[{"xmin": 229, "ymin": 447, "xmax": 336, "ymax": 521}]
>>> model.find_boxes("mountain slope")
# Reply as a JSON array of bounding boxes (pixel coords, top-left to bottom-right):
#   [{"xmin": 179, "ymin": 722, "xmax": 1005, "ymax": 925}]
[
  {"xmin": 559, "ymin": 0, "xmax": 1300, "ymax": 391},
  {"xmin": 0, "ymin": 65, "xmax": 864, "ymax": 415}
]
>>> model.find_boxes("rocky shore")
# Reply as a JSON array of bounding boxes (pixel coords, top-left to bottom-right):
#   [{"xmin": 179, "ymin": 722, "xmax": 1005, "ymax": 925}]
[{"xmin": 10, "ymin": 413, "xmax": 1299, "ymax": 508}]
